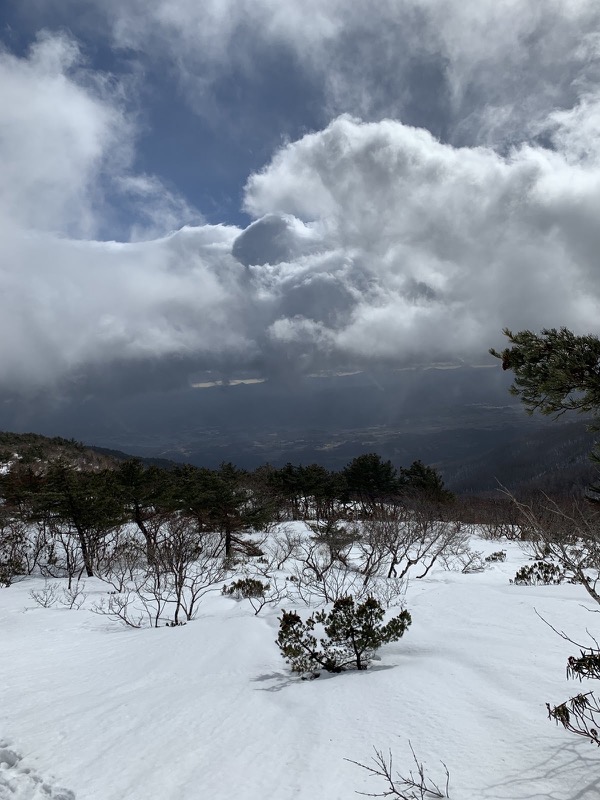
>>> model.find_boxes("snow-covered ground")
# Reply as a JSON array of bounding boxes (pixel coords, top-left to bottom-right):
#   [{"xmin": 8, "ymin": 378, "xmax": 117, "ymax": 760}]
[{"xmin": 2, "ymin": 534, "xmax": 600, "ymax": 800}]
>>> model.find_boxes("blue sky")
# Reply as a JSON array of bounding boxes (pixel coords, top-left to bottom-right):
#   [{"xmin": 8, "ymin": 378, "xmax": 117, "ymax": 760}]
[
  {"xmin": 4, "ymin": 1, "xmax": 330, "ymax": 230},
  {"xmin": 2, "ymin": 0, "xmax": 600, "ymax": 398}
]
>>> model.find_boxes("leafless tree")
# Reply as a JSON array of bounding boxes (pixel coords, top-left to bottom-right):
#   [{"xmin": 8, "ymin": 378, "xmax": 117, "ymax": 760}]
[
  {"xmin": 289, "ymin": 539, "xmax": 367, "ymax": 605},
  {"xmin": 357, "ymin": 506, "xmax": 463, "ymax": 582},
  {"xmin": 155, "ymin": 517, "xmax": 228, "ymax": 624},
  {"xmin": 20, "ymin": 521, "xmax": 51, "ymax": 576},
  {"xmin": 0, "ymin": 513, "xmax": 28, "ymax": 586},
  {"xmin": 509, "ymin": 492, "xmax": 600, "ymax": 606},
  {"xmin": 264, "ymin": 525, "xmax": 304, "ymax": 570},
  {"xmin": 39, "ymin": 525, "xmax": 85, "ymax": 589},
  {"xmin": 99, "ymin": 531, "xmax": 146, "ymax": 592}
]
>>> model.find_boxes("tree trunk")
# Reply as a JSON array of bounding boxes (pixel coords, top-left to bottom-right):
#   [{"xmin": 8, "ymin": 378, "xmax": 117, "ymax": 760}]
[
  {"xmin": 76, "ymin": 528, "xmax": 94, "ymax": 577},
  {"xmin": 133, "ymin": 504, "xmax": 157, "ymax": 566}
]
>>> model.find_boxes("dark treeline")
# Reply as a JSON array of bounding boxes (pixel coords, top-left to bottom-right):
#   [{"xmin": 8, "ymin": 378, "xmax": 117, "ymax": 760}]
[
  {"xmin": 0, "ymin": 447, "xmax": 533, "ymax": 591},
  {"xmin": 0, "ymin": 453, "xmax": 453, "ymax": 574}
]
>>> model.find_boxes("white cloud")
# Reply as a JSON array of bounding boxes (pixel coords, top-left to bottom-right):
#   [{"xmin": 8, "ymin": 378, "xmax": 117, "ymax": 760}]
[
  {"xmin": 98, "ymin": 0, "xmax": 600, "ymax": 146},
  {"xmin": 243, "ymin": 113, "xmax": 600, "ymax": 363},
  {"xmin": 3, "ymin": 10, "xmax": 600, "ymax": 393},
  {"xmin": 0, "ymin": 30, "xmax": 199, "ymax": 240},
  {"xmin": 0, "ymin": 31, "xmax": 130, "ymax": 237},
  {"xmin": 117, "ymin": 174, "xmax": 203, "ymax": 242},
  {"xmin": 5, "ymin": 105, "xmax": 600, "ymax": 389},
  {"xmin": 0, "ymin": 223, "xmax": 247, "ymax": 390},
  {"xmin": 0, "ymin": 32, "xmax": 235, "ymax": 390}
]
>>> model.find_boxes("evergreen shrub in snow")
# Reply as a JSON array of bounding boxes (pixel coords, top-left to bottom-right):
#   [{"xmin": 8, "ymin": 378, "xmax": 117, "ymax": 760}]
[
  {"xmin": 276, "ymin": 595, "xmax": 411, "ymax": 675},
  {"xmin": 485, "ymin": 550, "xmax": 507, "ymax": 562},
  {"xmin": 547, "ymin": 646, "xmax": 600, "ymax": 746},
  {"xmin": 222, "ymin": 576, "xmax": 288, "ymax": 615},
  {"xmin": 222, "ymin": 578, "xmax": 268, "ymax": 600},
  {"xmin": 511, "ymin": 560, "xmax": 563, "ymax": 585}
]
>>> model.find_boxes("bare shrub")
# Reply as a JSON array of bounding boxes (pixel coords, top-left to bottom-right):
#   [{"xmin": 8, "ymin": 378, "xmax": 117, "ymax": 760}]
[
  {"xmin": 92, "ymin": 569, "xmax": 175, "ymax": 628},
  {"xmin": 92, "ymin": 589, "xmax": 147, "ymax": 628},
  {"xmin": 256, "ymin": 524, "xmax": 304, "ymax": 572},
  {"xmin": 27, "ymin": 578, "xmax": 87, "ymax": 611},
  {"xmin": 59, "ymin": 580, "xmax": 87, "ymax": 610},
  {"xmin": 99, "ymin": 533, "xmax": 146, "ymax": 592},
  {"xmin": 509, "ymin": 492, "xmax": 600, "ymax": 604},
  {"xmin": 357, "ymin": 506, "xmax": 463, "ymax": 582},
  {"xmin": 367, "ymin": 576, "xmax": 408, "ymax": 609},
  {"xmin": 93, "ymin": 518, "xmax": 229, "ymax": 627},
  {"xmin": 289, "ymin": 540, "xmax": 369, "ymax": 605},
  {"xmin": 29, "ymin": 582, "xmax": 60, "ymax": 608},
  {"xmin": 439, "ymin": 540, "xmax": 487, "ymax": 574},
  {"xmin": 347, "ymin": 741, "xmax": 450, "ymax": 799}
]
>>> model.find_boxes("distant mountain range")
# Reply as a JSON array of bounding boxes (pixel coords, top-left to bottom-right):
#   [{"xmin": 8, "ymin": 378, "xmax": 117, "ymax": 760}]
[{"xmin": 1, "ymin": 365, "xmax": 597, "ymax": 494}]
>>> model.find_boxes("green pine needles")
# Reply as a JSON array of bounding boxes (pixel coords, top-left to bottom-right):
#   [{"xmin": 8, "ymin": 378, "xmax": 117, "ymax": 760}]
[
  {"xmin": 512, "ymin": 561, "xmax": 564, "ymax": 586},
  {"xmin": 489, "ymin": 327, "xmax": 600, "ymax": 419},
  {"xmin": 276, "ymin": 595, "xmax": 412, "ymax": 676}
]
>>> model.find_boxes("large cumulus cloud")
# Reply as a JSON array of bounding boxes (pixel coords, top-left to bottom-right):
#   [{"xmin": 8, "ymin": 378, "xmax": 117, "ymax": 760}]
[
  {"xmin": 242, "ymin": 113, "xmax": 600, "ymax": 365},
  {"xmin": 3, "ymin": 8, "xmax": 600, "ymax": 395},
  {"xmin": 8, "ymin": 111, "xmax": 600, "ymax": 390}
]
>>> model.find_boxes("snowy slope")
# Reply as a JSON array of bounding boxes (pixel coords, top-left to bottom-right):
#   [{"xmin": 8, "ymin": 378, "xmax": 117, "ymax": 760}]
[{"xmin": 2, "ymin": 538, "xmax": 600, "ymax": 800}]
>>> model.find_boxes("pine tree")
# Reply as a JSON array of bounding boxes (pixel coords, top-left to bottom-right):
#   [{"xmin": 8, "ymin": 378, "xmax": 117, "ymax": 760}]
[
  {"xmin": 490, "ymin": 327, "xmax": 600, "ymax": 419},
  {"xmin": 399, "ymin": 460, "xmax": 454, "ymax": 503},
  {"xmin": 276, "ymin": 595, "xmax": 411, "ymax": 675}
]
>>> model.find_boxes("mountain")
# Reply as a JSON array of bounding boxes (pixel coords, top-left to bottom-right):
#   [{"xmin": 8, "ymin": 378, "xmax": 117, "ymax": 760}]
[
  {"xmin": 0, "ymin": 431, "xmax": 178, "ymax": 473},
  {"xmin": 0, "ymin": 365, "xmax": 596, "ymax": 493}
]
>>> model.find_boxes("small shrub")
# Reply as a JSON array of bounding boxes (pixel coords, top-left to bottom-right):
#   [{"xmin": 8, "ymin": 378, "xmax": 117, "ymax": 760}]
[
  {"xmin": 453, "ymin": 549, "xmax": 487, "ymax": 574},
  {"xmin": 222, "ymin": 576, "xmax": 287, "ymax": 615},
  {"xmin": 222, "ymin": 577, "xmax": 268, "ymax": 600},
  {"xmin": 547, "ymin": 644, "xmax": 600, "ymax": 746},
  {"xmin": 59, "ymin": 581, "xmax": 87, "ymax": 610},
  {"xmin": 511, "ymin": 561, "xmax": 563, "ymax": 586},
  {"xmin": 347, "ymin": 741, "xmax": 450, "ymax": 798},
  {"xmin": 567, "ymin": 650, "xmax": 600, "ymax": 681},
  {"xmin": 29, "ymin": 582, "xmax": 60, "ymax": 608},
  {"xmin": 276, "ymin": 595, "xmax": 411, "ymax": 675},
  {"xmin": 485, "ymin": 550, "xmax": 507, "ymax": 563}
]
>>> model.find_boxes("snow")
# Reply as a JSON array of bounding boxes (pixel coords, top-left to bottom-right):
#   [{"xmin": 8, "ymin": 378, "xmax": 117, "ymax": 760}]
[{"xmin": 2, "ymin": 536, "xmax": 600, "ymax": 800}]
